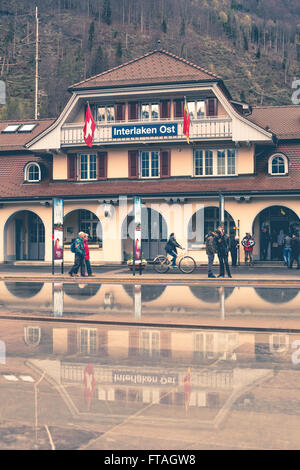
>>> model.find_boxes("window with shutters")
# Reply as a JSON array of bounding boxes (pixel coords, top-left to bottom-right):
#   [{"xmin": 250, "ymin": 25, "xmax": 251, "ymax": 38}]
[{"xmin": 140, "ymin": 150, "xmax": 160, "ymax": 178}]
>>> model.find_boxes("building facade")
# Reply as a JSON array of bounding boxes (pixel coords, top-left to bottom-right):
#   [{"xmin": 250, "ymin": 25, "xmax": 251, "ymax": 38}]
[{"xmin": 0, "ymin": 48, "xmax": 300, "ymax": 264}]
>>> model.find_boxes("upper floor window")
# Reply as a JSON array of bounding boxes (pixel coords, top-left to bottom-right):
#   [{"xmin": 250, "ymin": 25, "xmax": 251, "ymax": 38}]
[
  {"xmin": 141, "ymin": 103, "xmax": 159, "ymax": 121},
  {"xmin": 194, "ymin": 149, "xmax": 236, "ymax": 177},
  {"xmin": 24, "ymin": 162, "xmax": 41, "ymax": 182},
  {"xmin": 79, "ymin": 153, "xmax": 97, "ymax": 180},
  {"xmin": 268, "ymin": 153, "xmax": 288, "ymax": 175},
  {"xmin": 97, "ymin": 104, "xmax": 115, "ymax": 122},
  {"xmin": 140, "ymin": 150, "xmax": 160, "ymax": 178},
  {"xmin": 188, "ymin": 100, "xmax": 205, "ymax": 119}
]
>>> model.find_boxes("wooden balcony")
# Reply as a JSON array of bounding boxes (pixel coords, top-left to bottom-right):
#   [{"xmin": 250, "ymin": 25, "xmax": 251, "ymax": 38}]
[{"xmin": 61, "ymin": 117, "xmax": 232, "ymax": 146}]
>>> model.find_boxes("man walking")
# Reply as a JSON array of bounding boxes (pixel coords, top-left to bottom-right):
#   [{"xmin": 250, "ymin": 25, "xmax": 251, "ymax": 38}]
[
  {"xmin": 289, "ymin": 233, "xmax": 300, "ymax": 269},
  {"xmin": 69, "ymin": 231, "xmax": 86, "ymax": 277},
  {"xmin": 215, "ymin": 228, "xmax": 232, "ymax": 278},
  {"xmin": 229, "ymin": 230, "xmax": 239, "ymax": 266},
  {"xmin": 205, "ymin": 231, "xmax": 217, "ymax": 278}
]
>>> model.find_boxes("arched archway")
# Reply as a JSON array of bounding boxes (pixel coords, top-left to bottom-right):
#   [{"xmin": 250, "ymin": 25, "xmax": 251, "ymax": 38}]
[
  {"xmin": 121, "ymin": 206, "xmax": 168, "ymax": 261},
  {"xmin": 5, "ymin": 281, "xmax": 44, "ymax": 298},
  {"xmin": 4, "ymin": 210, "xmax": 45, "ymax": 261},
  {"xmin": 64, "ymin": 209, "xmax": 102, "ymax": 247},
  {"xmin": 123, "ymin": 284, "xmax": 166, "ymax": 302},
  {"xmin": 255, "ymin": 287, "xmax": 299, "ymax": 304},
  {"xmin": 63, "ymin": 283, "xmax": 101, "ymax": 300},
  {"xmin": 190, "ymin": 286, "xmax": 235, "ymax": 303},
  {"xmin": 252, "ymin": 205, "xmax": 300, "ymax": 261},
  {"xmin": 187, "ymin": 206, "xmax": 235, "ymax": 248}
]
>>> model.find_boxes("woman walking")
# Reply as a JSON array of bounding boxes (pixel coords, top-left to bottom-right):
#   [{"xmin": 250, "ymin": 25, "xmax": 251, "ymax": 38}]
[{"xmin": 83, "ymin": 233, "xmax": 95, "ymax": 276}]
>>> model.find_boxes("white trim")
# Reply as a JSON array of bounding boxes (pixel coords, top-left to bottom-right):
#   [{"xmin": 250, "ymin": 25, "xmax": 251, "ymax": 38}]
[
  {"xmin": 268, "ymin": 153, "xmax": 289, "ymax": 175},
  {"xmin": 24, "ymin": 162, "xmax": 41, "ymax": 182}
]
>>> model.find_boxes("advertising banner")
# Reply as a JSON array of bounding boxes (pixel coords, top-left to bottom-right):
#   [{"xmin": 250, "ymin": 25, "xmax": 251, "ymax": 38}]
[
  {"xmin": 53, "ymin": 198, "xmax": 64, "ymax": 260},
  {"xmin": 134, "ymin": 196, "xmax": 142, "ymax": 262}
]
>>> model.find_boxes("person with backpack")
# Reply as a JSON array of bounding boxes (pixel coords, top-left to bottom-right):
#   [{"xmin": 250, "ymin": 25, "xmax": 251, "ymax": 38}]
[
  {"xmin": 241, "ymin": 233, "xmax": 255, "ymax": 266},
  {"xmin": 68, "ymin": 231, "xmax": 86, "ymax": 277},
  {"xmin": 205, "ymin": 230, "xmax": 217, "ymax": 278}
]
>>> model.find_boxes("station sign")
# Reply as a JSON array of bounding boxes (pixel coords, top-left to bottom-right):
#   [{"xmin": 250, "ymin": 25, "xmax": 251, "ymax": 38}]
[{"xmin": 112, "ymin": 123, "xmax": 178, "ymax": 138}]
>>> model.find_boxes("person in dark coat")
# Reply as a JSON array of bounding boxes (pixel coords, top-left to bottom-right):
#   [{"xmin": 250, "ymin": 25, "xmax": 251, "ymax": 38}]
[
  {"xmin": 289, "ymin": 233, "xmax": 300, "ymax": 269},
  {"xmin": 165, "ymin": 233, "xmax": 183, "ymax": 268},
  {"xmin": 229, "ymin": 230, "xmax": 239, "ymax": 266},
  {"xmin": 205, "ymin": 231, "xmax": 217, "ymax": 278},
  {"xmin": 215, "ymin": 228, "xmax": 232, "ymax": 278},
  {"xmin": 261, "ymin": 226, "xmax": 270, "ymax": 260},
  {"xmin": 69, "ymin": 231, "xmax": 86, "ymax": 277}
]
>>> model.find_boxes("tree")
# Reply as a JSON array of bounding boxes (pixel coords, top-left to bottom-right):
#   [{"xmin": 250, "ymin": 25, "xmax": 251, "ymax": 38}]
[
  {"xmin": 161, "ymin": 18, "xmax": 167, "ymax": 34},
  {"xmin": 102, "ymin": 0, "xmax": 112, "ymax": 25},
  {"xmin": 88, "ymin": 21, "xmax": 95, "ymax": 51},
  {"xmin": 180, "ymin": 18, "xmax": 185, "ymax": 37}
]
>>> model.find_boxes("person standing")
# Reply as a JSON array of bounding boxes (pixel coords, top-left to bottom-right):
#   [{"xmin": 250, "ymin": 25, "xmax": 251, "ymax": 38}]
[
  {"xmin": 283, "ymin": 233, "xmax": 292, "ymax": 267},
  {"xmin": 205, "ymin": 231, "xmax": 217, "ymax": 278},
  {"xmin": 165, "ymin": 233, "xmax": 183, "ymax": 268},
  {"xmin": 229, "ymin": 230, "xmax": 239, "ymax": 266},
  {"xmin": 242, "ymin": 233, "xmax": 255, "ymax": 266},
  {"xmin": 83, "ymin": 233, "xmax": 95, "ymax": 276},
  {"xmin": 69, "ymin": 231, "xmax": 86, "ymax": 277},
  {"xmin": 277, "ymin": 229, "xmax": 285, "ymax": 261},
  {"xmin": 289, "ymin": 233, "xmax": 300, "ymax": 269},
  {"xmin": 215, "ymin": 228, "xmax": 232, "ymax": 278},
  {"xmin": 260, "ymin": 226, "xmax": 270, "ymax": 261}
]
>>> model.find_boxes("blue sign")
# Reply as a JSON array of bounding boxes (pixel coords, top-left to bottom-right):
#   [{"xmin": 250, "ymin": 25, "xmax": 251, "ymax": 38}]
[{"xmin": 112, "ymin": 123, "xmax": 178, "ymax": 138}]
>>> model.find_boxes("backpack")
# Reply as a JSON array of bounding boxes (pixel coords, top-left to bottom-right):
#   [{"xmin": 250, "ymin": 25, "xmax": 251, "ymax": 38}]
[{"xmin": 70, "ymin": 238, "xmax": 76, "ymax": 253}]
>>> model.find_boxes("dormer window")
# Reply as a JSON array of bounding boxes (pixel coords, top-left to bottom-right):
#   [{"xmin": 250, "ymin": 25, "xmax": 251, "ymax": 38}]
[
  {"xmin": 24, "ymin": 162, "xmax": 41, "ymax": 182},
  {"xmin": 268, "ymin": 153, "xmax": 288, "ymax": 175}
]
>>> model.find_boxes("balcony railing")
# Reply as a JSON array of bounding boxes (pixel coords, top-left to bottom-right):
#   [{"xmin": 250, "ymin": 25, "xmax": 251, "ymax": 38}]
[{"xmin": 61, "ymin": 117, "xmax": 232, "ymax": 146}]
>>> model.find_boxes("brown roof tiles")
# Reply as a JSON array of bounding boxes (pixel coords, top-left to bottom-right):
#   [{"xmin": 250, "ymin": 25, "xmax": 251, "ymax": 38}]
[
  {"xmin": 247, "ymin": 105, "xmax": 300, "ymax": 139},
  {"xmin": 70, "ymin": 49, "xmax": 221, "ymax": 90}
]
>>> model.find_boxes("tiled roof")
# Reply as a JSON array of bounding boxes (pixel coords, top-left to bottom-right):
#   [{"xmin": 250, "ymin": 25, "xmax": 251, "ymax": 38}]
[
  {"xmin": 247, "ymin": 105, "xmax": 300, "ymax": 139},
  {"xmin": 0, "ymin": 143, "xmax": 299, "ymax": 200},
  {"xmin": 0, "ymin": 119, "xmax": 55, "ymax": 151},
  {"xmin": 70, "ymin": 49, "xmax": 221, "ymax": 90}
]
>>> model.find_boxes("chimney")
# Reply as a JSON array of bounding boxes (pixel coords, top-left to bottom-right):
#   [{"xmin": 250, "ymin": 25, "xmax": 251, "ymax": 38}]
[{"xmin": 157, "ymin": 40, "xmax": 161, "ymax": 50}]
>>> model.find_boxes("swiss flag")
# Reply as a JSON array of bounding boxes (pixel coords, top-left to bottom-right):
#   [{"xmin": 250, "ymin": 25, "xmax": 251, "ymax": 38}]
[{"xmin": 83, "ymin": 103, "xmax": 96, "ymax": 148}]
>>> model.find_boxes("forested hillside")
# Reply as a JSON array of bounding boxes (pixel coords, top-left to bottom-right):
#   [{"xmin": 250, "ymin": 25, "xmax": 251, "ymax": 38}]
[{"xmin": 0, "ymin": 0, "xmax": 299, "ymax": 120}]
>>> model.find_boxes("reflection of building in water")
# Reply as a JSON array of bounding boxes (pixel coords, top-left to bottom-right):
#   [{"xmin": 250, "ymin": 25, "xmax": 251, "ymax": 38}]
[{"xmin": 0, "ymin": 282, "xmax": 300, "ymax": 329}]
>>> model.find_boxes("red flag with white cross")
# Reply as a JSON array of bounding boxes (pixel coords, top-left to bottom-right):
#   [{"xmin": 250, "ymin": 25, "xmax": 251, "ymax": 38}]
[{"xmin": 83, "ymin": 103, "xmax": 96, "ymax": 148}]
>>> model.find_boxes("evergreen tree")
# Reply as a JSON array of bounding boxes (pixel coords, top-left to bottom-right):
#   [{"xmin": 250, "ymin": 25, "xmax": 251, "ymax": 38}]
[
  {"xmin": 161, "ymin": 18, "xmax": 167, "ymax": 34},
  {"xmin": 88, "ymin": 21, "xmax": 95, "ymax": 51},
  {"xmin": 102, "ymin": 0, "xmax": 112, "ymax": 26},
  {"xmin": 180, "ymin": 18, "xmax": 185, "ymax": 37}
]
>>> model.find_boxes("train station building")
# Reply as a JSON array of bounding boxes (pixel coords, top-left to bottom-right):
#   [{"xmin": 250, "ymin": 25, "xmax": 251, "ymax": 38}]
[{"xmin": 0, "ymin": 47, "xmax": 299, "ymax": 265}]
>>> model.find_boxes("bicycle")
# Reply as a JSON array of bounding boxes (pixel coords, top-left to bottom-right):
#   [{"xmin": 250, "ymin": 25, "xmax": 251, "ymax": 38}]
[{"xmin": 153, "ymin": 249, "xmax": 196, "ymax": 274}]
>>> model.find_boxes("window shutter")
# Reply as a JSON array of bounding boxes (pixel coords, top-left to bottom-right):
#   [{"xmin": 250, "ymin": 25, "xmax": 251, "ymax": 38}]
[
  {"xmin": 160, "ymin": 150, "xmax": 171, "ymax": 178},
  {"xmin": 67, "ymin": 154, "xmax": 77, "ymax": 180},
  {"xmin": 128, "ymin": 102, "xmax": 139, "ymax": 121},
  {"xmin": 206, "ymin": 98, "xmax": 218, "ymax": 117},
  {"xmin": 98, "ymin": 152, "xmax": 107, "ymax": 179},
  {"xmin": 128, "ymin": 150, "xmax": 139, "ymax": 178},
  {"xmin": 160, "ymin": 100, "xmax": 171, "ymax": 119},
  {"xmin": 174, "ymin": 99, "xmax": 184, "ymax": 118},
  {"xmin": 115, "ymin": 103, "xmax": 125, "ymax": 121}
]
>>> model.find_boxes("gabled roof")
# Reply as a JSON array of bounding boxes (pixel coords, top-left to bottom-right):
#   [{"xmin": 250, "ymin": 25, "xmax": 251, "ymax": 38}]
[
  {"xmin": 247, "ymin": 105, "xmax": 300, "ymax": 139},
  {"xmin": 70, "ymin": 49, "xmax": 222, "ymax": 91},
  {"xmin": 0, "ymin": 119, "xmax": 55, "ymax": 151}
]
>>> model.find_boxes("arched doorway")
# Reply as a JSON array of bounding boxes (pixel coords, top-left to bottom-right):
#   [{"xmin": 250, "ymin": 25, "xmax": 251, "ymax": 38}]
[
  {"xmin": 4, "ymin": 210, "xmax": 45, "ymax": 261},
  {"xmin": 122, "ymin": 207, "xmax": 168, "ymax": 261},
  {"xmin": 123, "ymin": 284, "xmax": 166, "ymax": 302},
  {"xmin": 187, "ymin": 206, "xmax": 235, "ymax": 248},
  {"xmin": 253, "ymin": 206, "xmax": 300, "ymax": 260}
]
